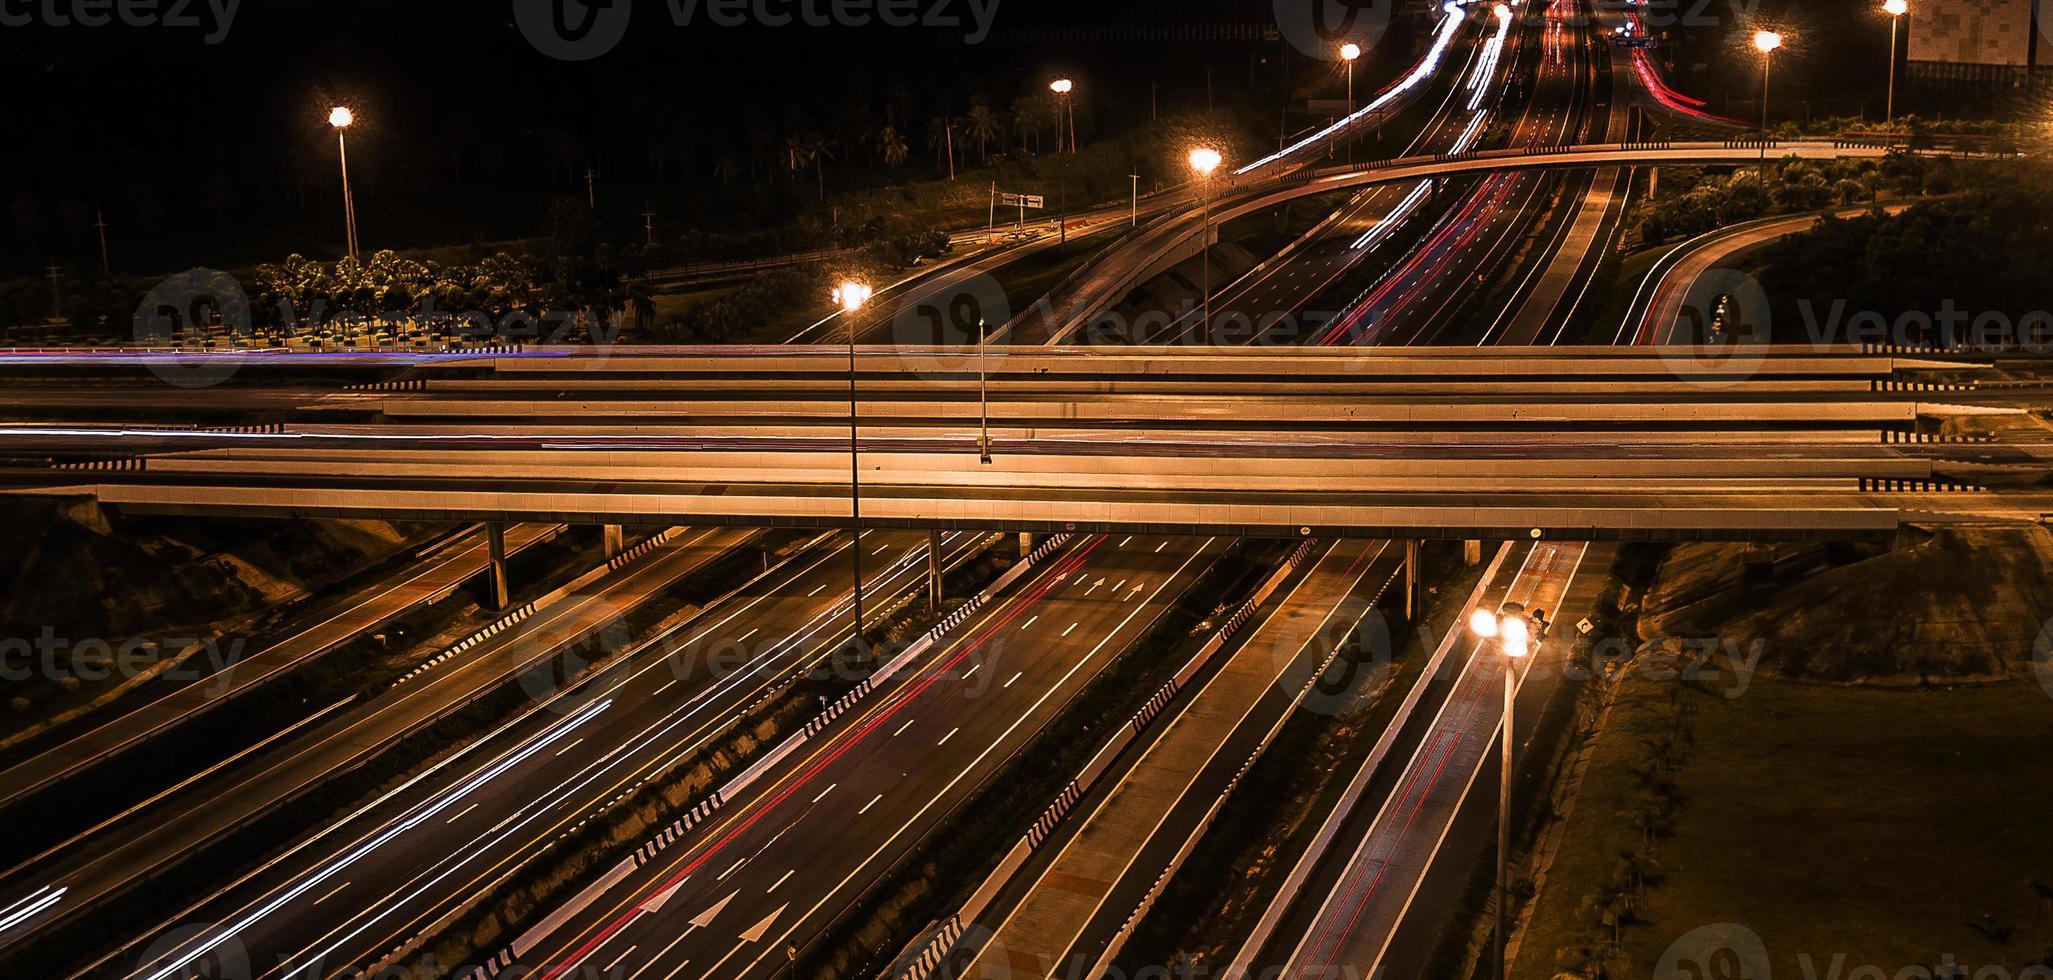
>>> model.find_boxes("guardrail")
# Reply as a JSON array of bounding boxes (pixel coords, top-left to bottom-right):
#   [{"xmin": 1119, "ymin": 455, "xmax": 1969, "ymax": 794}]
[
  {"xmin": 461, "ymin": 533, "xmax": 1080, "ymax": 980},
  {"xmin": 648, "ymin": 247, "xmax": 860, "ymax": 283},
  {"xmin": 1088, "ymin": 545, "xmax": 1399, "ymax": 978},
  {"xmin": 878, "ymin": 540, "xmax": 1318, "ymax": 980}
]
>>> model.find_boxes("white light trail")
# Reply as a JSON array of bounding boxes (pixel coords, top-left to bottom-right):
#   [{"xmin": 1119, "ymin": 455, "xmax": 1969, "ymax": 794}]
[
  {"xmin": 1350, "ymin": 181, "xmax": 1435, "ymax": 251},
  {"xmin": 0, "ymin": 886, "xmax": 65, "ymax": 936},
  {"xmin": 1235, "ymin": 1, "xmax": 1471, "ymax": 175},
  {"xmin": 1465, "ymin": 4, "xmax": 1514, "ymax": 112},
  {"xmin": 134, "ymin": 699, "xmax": 614, "ymax": 980}
]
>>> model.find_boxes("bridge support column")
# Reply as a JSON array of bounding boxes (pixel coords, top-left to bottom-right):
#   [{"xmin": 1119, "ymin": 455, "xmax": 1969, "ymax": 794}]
[
  {"xmin": 1405, "ymin": 540, "xmax": 1422, "ymax": 621},
  {"xmin": 1019, "ymin": 532, "xmax": 1035, "ymax": 558},
  {"xmin": 487, "ymin": 522, "xmax": 510, "ymax": 611},
  {"xmin": 603, "ymin": 523, "xmax": 625, "ymax": 559},
  {"xmin": 1464, "ymin": 539, "xmax": 1483, "ymax": 566},
  {"xmin": 928, "ymin": 529, "xmax": 944, "ymax": 610}
]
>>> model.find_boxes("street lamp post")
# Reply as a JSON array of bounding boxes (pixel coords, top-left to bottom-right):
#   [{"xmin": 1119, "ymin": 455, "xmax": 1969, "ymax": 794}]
[
  {"xmin": 1051, "ymin": 79, "xmax": 1076, "ymax": 244},
  {"xmin": 1883, "ymin": 0, "xmax": 1907, "ymax": 122},
  {"xmin": 1187, "ymin": 147, "xmax": 1223, "ymax": 338},
  {"xmin": 1469, "ymin": 604, "xmax": 1534, "ymax": 980},
  {"xmin": 834, "ymin": 281, "xmax": 874, "ymax": 645},
  {"xmin": 1050, "ymin": 78, "xmax": 1076, "ymax": 154},
  {"xmin": 328, "ymin": 107, "xmax": 360, "ymax": 261},
  {"xmin": 1340, "ymin": 42, "xmax": 1363, "ymax": 166},
  {"xmin": 1753, "ymin": 31, "xmax": 1783, "ymax": 175},
  {"xmin": 978, "ymin": 317, "xmax": 993, "ymax": 464}
]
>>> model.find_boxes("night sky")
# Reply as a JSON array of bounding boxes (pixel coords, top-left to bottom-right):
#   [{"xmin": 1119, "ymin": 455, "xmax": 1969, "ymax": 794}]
[{"xmin": 2, "ymin": 0, "xmax": 1897, "ymax": 274}]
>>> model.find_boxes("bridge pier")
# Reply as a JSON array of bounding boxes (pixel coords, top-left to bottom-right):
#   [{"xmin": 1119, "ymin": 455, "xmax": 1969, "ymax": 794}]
[
  {"xmin": 1464, "ymin": 539, "xmax": 1483, "ymax": 566},
  {"xmin": 928, "ymin": 529, "xmax": 944, "ymax": 610},
  {"xmin": 1405, "ymin": 540, "xmax": 1421, "ymax": 621},
  {"xmin": 1019, "ymin": 532, "xmax": 1035, "ymax": 558},
  {"xmin": 486, "ymin": 522, "xmax": 510, "ymax": 611},
  {"xmin": 603, "ymin": 523, "xmax": 625, "ymax": 559}
]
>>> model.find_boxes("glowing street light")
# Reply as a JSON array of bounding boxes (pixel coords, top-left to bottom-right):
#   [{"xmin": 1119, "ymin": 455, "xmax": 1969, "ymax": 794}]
[
  {"xmin": 1049, "ymin": 78, "xmax": 1077, "ymax": 153},
  {"xmin": 1049, "ymin": 77, "xmax": 1080, "ymax": 243},
  {"xmin": 1340, "ymin": 42, "xmax": 1363, "ymax": 165},
  {"xmin": 328, "ymin": 106, "xmax": 360, "ymax": 260},
  {"xmin": 832, "ymin": 281, "xmax": 872, "ymax": 312},
  {"xmin": 1188, "ymin": 147, "xmax": 1224, "ymax": 337},
  {"xmin": 833, "ymin": 280, "xmax": 874, "ymax": 642},
  {"xmin": 1883, "ymin": 0, "xmax": 1908, "ymax": 121},
  {"xmin": 1752, "ymin": 31, "xmax": 1784, "ymax": 173},
  {"xmin": 1469, "ymin": 602, "xmax": 1540, "ymax": 980}
]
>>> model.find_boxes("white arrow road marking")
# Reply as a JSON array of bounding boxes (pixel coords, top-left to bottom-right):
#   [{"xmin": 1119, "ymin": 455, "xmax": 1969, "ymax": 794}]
[
  {"xmin": 739, "ymin": 904, "xmax": 787, "ymax": 944},
  {"xmin": 640, "ymin": 876, "xmax": 692, "ymax": 915},
  {"xmin": 688, "ymin": 891, "xmax": 736, "ymax": 929}
]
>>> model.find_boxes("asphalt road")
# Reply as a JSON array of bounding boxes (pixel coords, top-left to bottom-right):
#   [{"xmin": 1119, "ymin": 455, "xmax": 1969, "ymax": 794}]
[
  {"xmin": 98, "ymin": 529, "xmax": 987, "ymax": 980},
  {"xmin": 516, "ymin": 534, "xmax": 1224, "ymax": 980},
  {"xmin": 0, "ymin": 521, "xmax": 562, "ymax": 811},
  {"xmin": 1269, "ymin": 541, "xmax": 1593, "ymax": 977},
  {"xmin": 0, "ymin": 525, "xmax": 752, "ymax": 968},
  {"xmin": 964, "ymin": 538, "xmax": 1402, "ymax": 979}
]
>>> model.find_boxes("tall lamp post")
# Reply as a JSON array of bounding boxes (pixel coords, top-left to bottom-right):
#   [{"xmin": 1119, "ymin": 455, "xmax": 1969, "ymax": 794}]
[
  {"xmin": 1752, "ymin": 31, "xmax": 1783, "ymax": 175},
  {"xmin": 1883, "ymin": 0, "xmax": 1907, "ymax": 122},
  {"xmin": 329, "ymin": 106, "xmax": 361, "ymax": 261},
  {"xmin": 1187, "ymin": 147, "xmax": 1223, "ymax": 337},
  {"xmin": 1468, "ymin": 604, "xmax": 1534, "ymax": 980},
  {"xmin": 977, "ymin": 317, "xmax": 993, "ymax": 465},
  {"xmin": 1049, "ymin": 78, "xmax": 1077, "ymax": 154},
  {"xmin": 1051, "ymin": 79, "xmax": 1076, "ymax": 244},
  {"xmin": 1340, "ymin": 42, "xmax": 1363, "ymax": 166},
  {"xmin": 834, "ymin": 281, "xmax": 874, "ymax": 644}
]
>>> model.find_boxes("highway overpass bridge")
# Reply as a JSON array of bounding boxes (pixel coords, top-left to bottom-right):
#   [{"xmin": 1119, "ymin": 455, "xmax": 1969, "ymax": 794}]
[
  {"xmin": 2, "ymin": 345, "xmax": 2046, "ymax": 541},
  {"xmin": 994, "ymin": 138, "xmax": 2002, "ymax": 343}
]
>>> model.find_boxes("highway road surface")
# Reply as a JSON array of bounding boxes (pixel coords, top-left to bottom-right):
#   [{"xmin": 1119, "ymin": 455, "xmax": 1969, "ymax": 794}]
[
  {"xmin": 512, "ymin": 534, "xmax": 1223, "ymax": 980},
  {"xmin": 962, "ymin": 538, "xmax": 1400, "ymax": 979},
  {"xmin": 0, "ymin": 525, "xmax": 754, "ymax": 963},
  {"xmin": 1625, "ymin": 202, "xmax": 1916, "ymax": 345},
  {"xmin": 93, "ymin": 529, "xmax": 987, "ymax": 979},
  {"xmin": 1264, "ymin": 540, "xmax": 1598, "ymax": 978},
  {"xmin": 0, "ymin": 522, "xmax": 562, "ymax": 811}
]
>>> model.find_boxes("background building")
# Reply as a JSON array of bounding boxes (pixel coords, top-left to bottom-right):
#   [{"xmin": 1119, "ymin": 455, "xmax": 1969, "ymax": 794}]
[{"xmin": 1907, "ymin": 0, "xmax": 2043, "ymax": 94}]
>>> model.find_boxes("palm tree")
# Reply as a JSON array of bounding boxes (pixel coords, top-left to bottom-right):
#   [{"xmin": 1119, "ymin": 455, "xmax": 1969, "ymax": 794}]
[
  {"xmin": 784, "ymin": 134, "xmax": 816, "ymax": 187},
  {"xmin": 966, "ymin": 103, "xmax": 1003, "ymax": 163},
  {"xmin": 925, "ymin": 115, "xmax": 956, "ymax": 179},
  {"xmin": 626, "ymin": 279, "xmax": 655, "ymax": 333},
  {"xmin": 712, "ymin": 148, "xmax": 740, "ymax": 185},
  {"xmin": 876, "ymin": 125, "xmax": 909, "ymax": 171},
  {"xmin": 1012, "ymin": 95, "xmax": 1047, "ymax": 153},
  {"xmin": 806, "ymin": 134, "xmax": 834, "ymax": 199}
]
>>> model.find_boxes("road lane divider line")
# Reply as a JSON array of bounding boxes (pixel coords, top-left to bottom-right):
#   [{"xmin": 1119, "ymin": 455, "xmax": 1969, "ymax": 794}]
[
  {"xmin": 879, "ymin": 539, "xmax": 1318, "ymax": 980},
  {"xmin": 470, "ymin": 535, "xmax": 1082, "ymax": 980},
  {"xmin": 1226, "ymin": 541, "xmax": 1516, "ymax": 974}
]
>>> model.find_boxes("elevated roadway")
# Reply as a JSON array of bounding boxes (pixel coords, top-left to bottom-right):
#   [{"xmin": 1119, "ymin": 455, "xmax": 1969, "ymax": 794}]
[
  {"xmin": 1002, "ymin": 140, "xmax": 1998, "ymax": 344},
  {"xmin": 0, "ymin": 346, "xmax": 2038, "ymax": 541}
]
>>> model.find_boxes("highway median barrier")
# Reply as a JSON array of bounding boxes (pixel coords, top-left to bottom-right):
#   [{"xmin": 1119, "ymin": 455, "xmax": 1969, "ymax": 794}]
[
  {"xmin": 442, "ymin": 532, "xmax": 1067, "ymax": 979},
  {"xmin": 872, "ymin": 540, "xmax": 1310, "ymax": 980}
]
